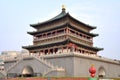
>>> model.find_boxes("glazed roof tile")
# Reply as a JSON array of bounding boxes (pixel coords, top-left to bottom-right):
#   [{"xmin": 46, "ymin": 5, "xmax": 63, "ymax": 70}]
[
  {"xmin": 22, "ymin": 39, "xmax": 103, "ymax": 51},
  {"xmin": 30, "ymin": 8, "xmax": 96, "ymax": 30},
  {"xmin": 28, "ymin": 23, "xmax": 98, "ymax": 37}
]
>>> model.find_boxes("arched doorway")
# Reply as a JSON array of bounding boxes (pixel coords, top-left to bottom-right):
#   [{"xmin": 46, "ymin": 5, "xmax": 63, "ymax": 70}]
[
  {"xmin": 22, "ymin": 66, "xmax": 34, "ymax": 77},
  {"xmin": 98, "ymin": 67, "xmax": 106, "ymax": 78}
]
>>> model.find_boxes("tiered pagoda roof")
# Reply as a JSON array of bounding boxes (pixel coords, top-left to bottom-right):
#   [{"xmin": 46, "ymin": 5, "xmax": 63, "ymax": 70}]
[
  {"xmin": 23, "ymin": 38, "xmax": 102, "ymax": 51},
  {"xmin": 28, "ymin": 23, "xmax": 98, "ymax": 37},
  {"xmin": 23, "ymin": 6, "xmax": 103, "ymax": 52},
  {"xmin": 30, "ymin": 7, "xmax": 96, "ymax": 30}
]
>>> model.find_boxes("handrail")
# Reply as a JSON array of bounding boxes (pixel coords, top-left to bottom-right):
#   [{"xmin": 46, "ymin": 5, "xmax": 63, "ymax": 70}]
[{"xmin": 32, "ymin": 55, "xmax": 54, "ymax": 68}]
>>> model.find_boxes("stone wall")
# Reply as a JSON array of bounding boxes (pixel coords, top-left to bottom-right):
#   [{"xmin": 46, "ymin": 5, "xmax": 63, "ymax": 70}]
[
  {"xmin": 44, "ymin": 53, "xmax": 120, "ymax": 78},
  {"xmin": 4, "ymin": 53, "xmax": 120, "ymax": 78}
]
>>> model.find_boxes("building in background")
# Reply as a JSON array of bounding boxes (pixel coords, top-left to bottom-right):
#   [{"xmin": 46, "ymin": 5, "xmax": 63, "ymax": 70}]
[{"xmin": 0, "ymin": 49, "xmax": 29, "ymax": 78}]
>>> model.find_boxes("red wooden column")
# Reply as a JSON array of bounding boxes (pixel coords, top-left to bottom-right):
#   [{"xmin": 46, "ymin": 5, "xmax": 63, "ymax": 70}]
[
  {"xmin": 53, "ymin": 48, "xmax": 55, "ymax": 54},
  {"xmin": 38, "ymin": 51, "xmax": 40, "ymax": 56},
  {"xmin": 39, "ymin": 51, "xmax": 41, "ymax": 56},
  {"xmin": 68, "ymin": 28, "xmax": 70, "ymax": 33},
  {"xmin": 55, "ymin": 30, "xmax": 57, "ymax": 36},
  {"xmin": 62, "ymin": 47, "xmax": 63, "ymax": 53},
  {"xmin": 50, "ymin": 31, "xmax": 52, "ymax": 37},
  {"xmin": 43, "ymin": 50, "xmax": 45, "ymax": 55},
  {"xmin": 41, "ymin": 50, "xmax": 44, "ymax": 55},
  {"xmin": 66, "ymin": 28, "xmax": 69, "ymax": 39},
  {"xmin": 48, "ymin": 49, "xmax": 50, "ymax": 54},
  {"xmin": 64, "ymin": 28, "xmax": 66, "ymax": 33},
  {"xmin": 42, "ymin": 33, "xmax": 43, "ymax": 38},
  {"xmin": 59, "ymin": 47, "xmax": 63, "ymax": 54},
  {"xmin": 67, "ymin": 46, "xmax": 68, "ymax": 53},
  {"xmin": 31, "ymin": 51, "xmax": 33, "ymax": 55},
  {"xmin": 79, "ymin": 49, "xmax": 81, "ymax": 53},
  {"xmin": 29, "ymin": 51, "xmax": 31, "ymax": 55},
  {"xmin": 46, "ymin": 33, "xmax": 47, "ymax": 38}
]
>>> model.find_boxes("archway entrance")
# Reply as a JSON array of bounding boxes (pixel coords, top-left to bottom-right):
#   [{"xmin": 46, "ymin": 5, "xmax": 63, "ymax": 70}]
[
  {"xmin": 98, "ymin": 67, "xmax": 106, "ymax": 78},
  {"xmin": 22, "ymin": 66, "xmax": 34, "ymax": 77}
]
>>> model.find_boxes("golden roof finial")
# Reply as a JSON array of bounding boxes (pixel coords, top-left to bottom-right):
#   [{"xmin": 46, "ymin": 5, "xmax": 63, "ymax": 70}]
[
  {"xmin": 62, "ymin": 5, "xmax": 66, "ymax": 12},
  {"xmin": 62, "ymin": 4, "xmax": 65, "ymax": 9}
]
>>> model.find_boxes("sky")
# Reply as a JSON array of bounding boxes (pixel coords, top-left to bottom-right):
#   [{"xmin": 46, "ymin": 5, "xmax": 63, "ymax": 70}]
[{"xmin": 0, "ymin": 0, "xmax": 120, "ymax": 60}]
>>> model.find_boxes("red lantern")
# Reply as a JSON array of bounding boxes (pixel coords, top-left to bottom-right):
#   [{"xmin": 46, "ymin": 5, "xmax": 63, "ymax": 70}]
[
  {"xmin": 91, "ymin": 73, "xmax": 95, "ymax": 77},
  {"xmin": 89, "ymin": 66, "xmax": 96, "ymax": 74},
  {"xmin": 89, "ymin": 64, "xmax": 96, "ymax": 77}
]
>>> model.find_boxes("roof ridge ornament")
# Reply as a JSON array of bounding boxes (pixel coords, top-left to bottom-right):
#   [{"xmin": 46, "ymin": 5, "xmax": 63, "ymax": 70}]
[{"xmin": 62, "ymin": 4, "xmax": 66, "ymax": 12}]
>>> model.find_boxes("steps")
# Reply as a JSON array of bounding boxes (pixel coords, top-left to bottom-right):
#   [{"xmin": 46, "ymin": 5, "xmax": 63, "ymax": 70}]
[
  {"xmin": 32, "ymin": 55, "xmax": 65, "ymax": 76},
  {"xmin": 6, "ymin": 57, "xmax": 23, "ymax": 72},
  {"xmin": 33, "ymin": 56, "xmax": 54, "ymax": 68},
  {"xmin": 4, "ymin": 54, "xmax": 65, "ymax": 77}
]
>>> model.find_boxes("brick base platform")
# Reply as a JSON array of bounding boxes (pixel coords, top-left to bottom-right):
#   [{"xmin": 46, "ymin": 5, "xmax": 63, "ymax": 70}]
[{"xmin": 5, "ymin": 77, "xmax": 88, "ymax": 80}]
